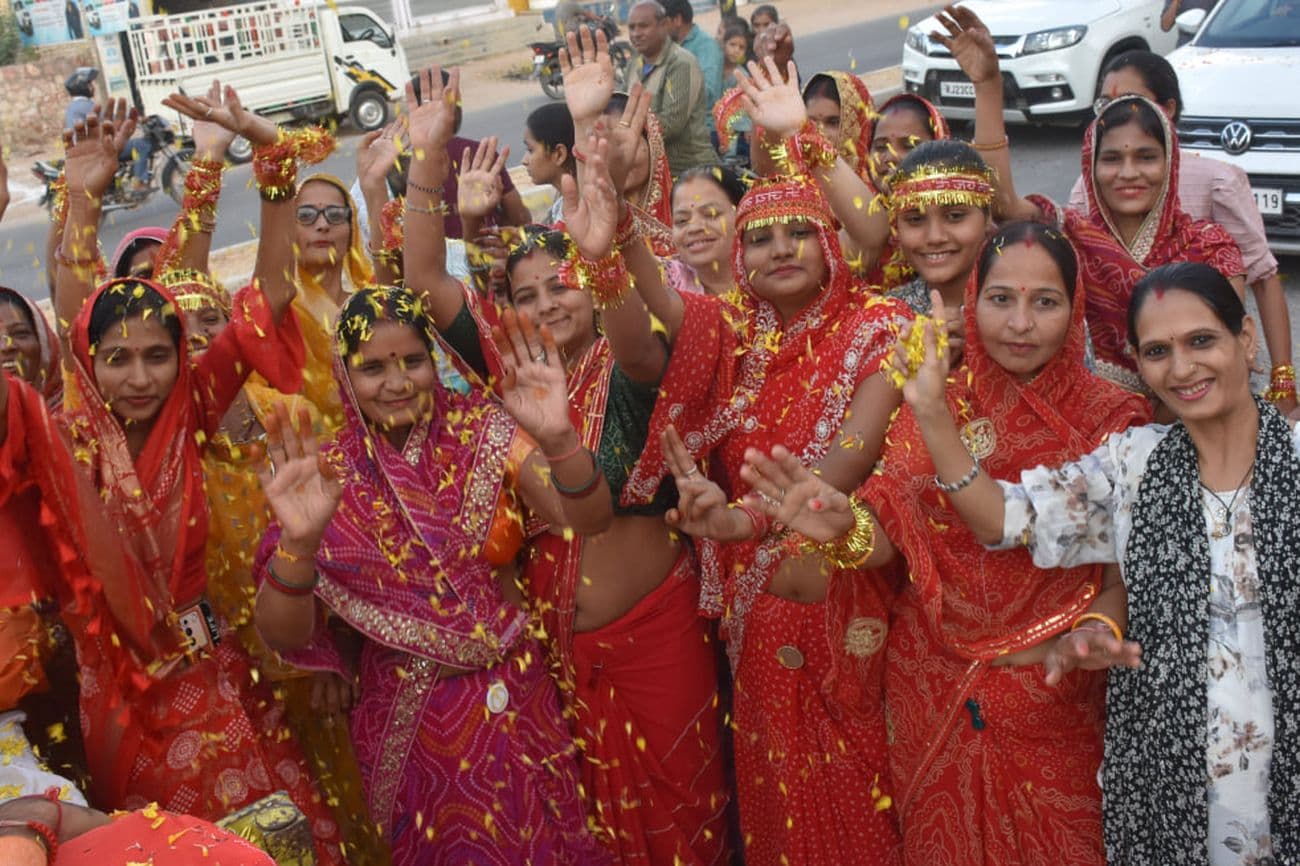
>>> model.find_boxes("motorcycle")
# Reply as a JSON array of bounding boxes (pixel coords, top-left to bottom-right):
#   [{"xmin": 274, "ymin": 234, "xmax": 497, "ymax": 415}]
[
  {"xmin": 531, "ymin": 14, "xmax": 633, "ymax": 100},
  {"xmin": 31, "ymin": 115, "xmax": 193, "ymax": 214}
]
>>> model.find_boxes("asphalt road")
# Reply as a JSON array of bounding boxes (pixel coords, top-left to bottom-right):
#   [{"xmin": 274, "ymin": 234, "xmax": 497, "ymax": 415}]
[{"xmin": 2, "ymin": 4, "xmax": 1297, "ymax": 371}]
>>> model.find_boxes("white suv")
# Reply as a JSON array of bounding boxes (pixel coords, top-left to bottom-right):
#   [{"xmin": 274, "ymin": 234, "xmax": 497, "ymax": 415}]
[
  {"xmin": 901, "ymin": 0, "xmax": 1178, "ymax": 123},
  {"xmin": 1170, "ymin": 0, "xmax": 1300, "ymax": 254}
]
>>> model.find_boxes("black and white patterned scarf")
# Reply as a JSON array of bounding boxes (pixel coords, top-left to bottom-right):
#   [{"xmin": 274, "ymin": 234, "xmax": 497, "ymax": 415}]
[{"xmin": 1107, "ymin": 398, "xmax": 1300, "ymax": 864}]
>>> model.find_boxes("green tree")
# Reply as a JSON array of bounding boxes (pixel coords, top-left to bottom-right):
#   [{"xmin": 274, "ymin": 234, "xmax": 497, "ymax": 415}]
[{"xmin": 0, "ymin": 4, "xmax": 22, "ymax": 67}]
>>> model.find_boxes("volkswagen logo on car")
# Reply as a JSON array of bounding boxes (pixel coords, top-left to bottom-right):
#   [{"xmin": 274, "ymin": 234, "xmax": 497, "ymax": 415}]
[{"xmin": 1220, "ymin": 120, "xmax": 1253, "ymax": 155}]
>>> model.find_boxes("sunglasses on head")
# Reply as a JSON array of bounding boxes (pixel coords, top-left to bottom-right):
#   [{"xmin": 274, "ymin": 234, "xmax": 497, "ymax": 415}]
[{"xmin": 295, "ymin": 204, "xmax": 352, "ymax": 226}]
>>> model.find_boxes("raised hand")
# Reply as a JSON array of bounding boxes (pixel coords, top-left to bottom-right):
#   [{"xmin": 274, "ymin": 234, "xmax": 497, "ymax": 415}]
[
  {"xmin": 560, "ymin": 25, "xmax": 615, "ymax": 125},
  {"xmin": 662, "ymin": 426, "xmax": 748, "ymax": 540},
  {"xmin": 62, "ymin": 108, "xmax": 123, "ymax": 197},
  {"xmin": 189, "ymin": 80, "xmax": 237, "ymax": 162},
  {"xmin": 357, "ymin": 118, "xmax": 405, "ymax": 192},
  {"xmin": 737, "ymin": 56, "xmax": 806, "ymax": 138},
  {"xmin": 740, "ymin": 445, "xmax": 856, "ymax": 542},
  {"xmin": 457, "ymin": 137, "xmax": 508, "ymax": 220},
  {"xmin": 895, "ymin": 290, "xmax": 955, "ymax": 418},
  {"xmin": 1042, "ymin": 626, "xmax": 1143, "ymax": 686},
  {"xmin": 601, "ymin": 84, "xmax": 651, "ymax": 195},
  {"xmin": 492, "ymin": 308, "xmax": 577, "ymax": 451},
  {"xmin": 560, "ymin": 133, "xmax": 620, "ymax": 260},
  {"xmin": 257, "ymin": 402, "xmax": 342, "ymax": 550},
  {"xmin": 405, "ymin": 65, "xmax": 460, "ymax": 155},
  {"xmin": 100, "ymin": 98, "xmax": 139, "ymax": 158},
  {"xmin": 932, "ymin": 5, "xmax": 1000, "ymax": 86},
  {"xmin": 162, "ymin": 82, "xmax": 278, "ymax": 146},
  {"xmin": 755, "ymin": 22, "xmax": 795, "ymax": 70}
]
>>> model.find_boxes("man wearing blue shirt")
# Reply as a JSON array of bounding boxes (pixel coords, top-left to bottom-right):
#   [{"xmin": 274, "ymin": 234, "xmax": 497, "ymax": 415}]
[{"xmin": 662, "ymin": 0, "xmax": 723, "ymax": 108}]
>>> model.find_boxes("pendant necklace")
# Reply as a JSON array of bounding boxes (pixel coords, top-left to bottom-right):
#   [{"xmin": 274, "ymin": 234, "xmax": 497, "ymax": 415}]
[{"xmin": 1199, "ymin": 461, "xmax": 1255, "ymax": 540}]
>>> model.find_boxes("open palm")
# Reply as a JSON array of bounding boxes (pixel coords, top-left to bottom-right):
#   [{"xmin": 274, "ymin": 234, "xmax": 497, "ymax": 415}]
[
  {"xmin": 740, "ymin": 445, "xmax": 855, "ymax": 542},
  {"xmin": 738, "ymin": 56, "xmax": 806, "ymax": 138},
  {"xmin": 258, "ymin": 403, "xmax": 342, "ymax": 546},
  {"xmin": 933, "ymin": 5, "xmax": 1000, "ymax": 85},
  {"xmin": 561, "ymin": 26, "xmax": 616, "ymax": 124},
  {"xmin": 457, "ymin": 137, "xmax": 507, "ymax": 220},
  {"xmin": 63, "ymin": 110, "xmax": 122, "ymax": 196},
  {"xmin": 561, "ymin": 135, "xmax": 620, "ymax": 260},
  {"xmin": 163, "ymin": 82, "xmax": 278, "ymax": 146},
  {"xmin": 405, "ymin": 65, "xmax": 460, "ymax": 153},
  {"xmin": 493, "ymin": 309, "xmax": 575, "ymax": 447}
]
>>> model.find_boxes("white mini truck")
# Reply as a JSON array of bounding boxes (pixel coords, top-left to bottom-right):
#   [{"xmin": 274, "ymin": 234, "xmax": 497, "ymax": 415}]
[{"xmin": 120, "ymin": 1, "xmax": 409, "ymax": 161}]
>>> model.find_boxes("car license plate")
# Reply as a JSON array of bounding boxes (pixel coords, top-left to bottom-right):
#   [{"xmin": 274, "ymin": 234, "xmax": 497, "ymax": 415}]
[
  {"xmin": 940, "ymin": 80, "xmax": 976, "ymax": 99},
  {"xmin": 1252, "ymin": 187, "xmax": 1283, "ymax": 216}
]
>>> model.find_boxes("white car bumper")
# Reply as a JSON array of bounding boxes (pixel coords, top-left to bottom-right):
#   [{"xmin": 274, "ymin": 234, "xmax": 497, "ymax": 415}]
[{"xmin": 902, "ymin": 42, "xmax": 1097, "ymax": 122}]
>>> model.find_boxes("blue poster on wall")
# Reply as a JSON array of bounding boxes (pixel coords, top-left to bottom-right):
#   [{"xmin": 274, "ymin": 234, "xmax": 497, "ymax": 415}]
[{"xmin": 13, "ymin": 0, "xmax": 147, "ymax": 47}]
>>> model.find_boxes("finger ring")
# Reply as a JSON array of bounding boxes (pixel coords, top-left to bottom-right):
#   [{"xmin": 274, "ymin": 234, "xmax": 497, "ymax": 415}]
[
  {"xmin": 759, "ymin": 492, "xmax": 778, "ymax": 508},
  {"xmin": 204, "ymin": 107, "xmax": 213, "ymax": 118},
  {"xmin": 533, "ymin": 351, "xmax": 547, "ymax": 363},
  {"xmin": 618, "ymin": 120, "xmax": 632, "ymax": 128}
]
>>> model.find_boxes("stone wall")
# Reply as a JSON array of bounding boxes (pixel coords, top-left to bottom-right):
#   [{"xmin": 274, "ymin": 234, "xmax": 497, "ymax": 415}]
[{"xmin": 0, "ymin": 42, "xmax": 96, "ymax": 156}]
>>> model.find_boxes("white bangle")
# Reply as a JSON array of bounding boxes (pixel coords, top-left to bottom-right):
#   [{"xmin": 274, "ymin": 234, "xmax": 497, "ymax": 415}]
[{"xmin": 935, "ymin": 461, "xmax": 980, "ymax": 494}]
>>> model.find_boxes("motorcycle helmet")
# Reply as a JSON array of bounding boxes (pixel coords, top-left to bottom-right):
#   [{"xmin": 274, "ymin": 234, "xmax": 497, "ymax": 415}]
[{"xmin": 64, "ymin": 66, "xmax": 99, "ymax": 98}]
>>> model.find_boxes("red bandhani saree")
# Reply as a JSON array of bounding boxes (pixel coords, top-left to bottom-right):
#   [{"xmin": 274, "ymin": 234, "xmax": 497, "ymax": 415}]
[
  {"xmin": 630, "ymin": 110, "xmax": 676, "ymax": 257},
  {"xmin": 1060, "ymin": 95, "xmax": 1242, "ymax": 393},
  {"xmin": 864, "ymin": 238, "xmax": 1151, "ymax": 865},
  {"xmin": 521, "ymin": 337, "xmax": 729, "ymax": 866},
  {"xmin": 0, "ymin": 280, "xmax": 341, "ymax": 862},
  {"xmin": 629, "ymin": 177, "xmax": 910, "ymax": 866}
]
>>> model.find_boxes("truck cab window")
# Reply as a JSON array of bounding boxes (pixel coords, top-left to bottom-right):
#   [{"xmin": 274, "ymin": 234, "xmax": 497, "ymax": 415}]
[{"xmin": 339, "ymin": 13, "xmax": 393, "ymax": 49}]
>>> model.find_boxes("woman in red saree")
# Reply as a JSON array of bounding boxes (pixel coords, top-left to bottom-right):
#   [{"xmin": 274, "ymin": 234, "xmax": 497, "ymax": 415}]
[
  {"xmin": 408, "ymin": 63, "xmax": 731, "ymax": 865},
  {"xmin": 0, "ymin": 94, "xmax": 343, "ymax": 861},
  {"xmin": 252, "ymin": 284, "xmax": 614, "ymax": 865},
  {"xmin": 934, "ymin": 7, "xmax": 1244, "ymax": 395},
  {"xmin": 737, "ymin": 221, "xmax": 1150, "ymax": 865},
  {"xmin": 625, "ymin": 171, "xmax": 910, "ymax": 866}
]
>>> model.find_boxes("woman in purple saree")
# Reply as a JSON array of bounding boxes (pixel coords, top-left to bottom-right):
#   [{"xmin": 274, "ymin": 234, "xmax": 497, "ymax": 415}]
[{"xmin": 253, "ymin": 285, "xmax": 614, "ymax": 865}]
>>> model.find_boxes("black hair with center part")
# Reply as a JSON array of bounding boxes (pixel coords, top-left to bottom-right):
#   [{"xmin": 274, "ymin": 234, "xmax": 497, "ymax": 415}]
[
  {"xmin": 525, "ymin": 103, "xmax": 576, "ymax": 172},
  {"xmin": 672, "ymin": 165, "xmax": 747, "ymax": 207},
  {"xmin": 1096, "ymin": 98, "xmax": 1166, "ymax": 157},
  {"xmin": 876, "ymin": 95, "xmax": 936, "ymax": 139},
  {"xmin": 504, "ymin": 225, "xmax": 572, "ymax": 298},
  {"xmin": 802, "ymin": 73, "xmax": 840, "ymax": 107},
  {"xmin": 1101, "ymin": 50, "xmax": 1183, "ymax": 122},
  {"xmin": 750, "ymin": 3, "xmax": 778, "ymax": 25},
  {"xmin": 0, "ymin": 288, "xmax": 37, "ymax": 332},
  {"xmin": 977, "ymin": 220, "xmax": 1078, "ymax": 301},
  {"xmin": 87, "ymin": 280, "xmax": 182, "ymax": 351},
  {"xmin": 1128, "ymin": 263, "xmax": 1245, "ymax": 348},
  {"xmin": 337, "ymin": 285, "xmax": 437, "ymax": 360}
]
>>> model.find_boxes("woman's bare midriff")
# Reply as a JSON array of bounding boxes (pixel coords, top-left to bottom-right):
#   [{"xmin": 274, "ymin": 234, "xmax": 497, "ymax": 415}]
[
  {"xmin": 571, "ymin": 514, "xmax": 683, "ymax": 633},
  {"xmin": 766, "ymin": 552, "xmax": 831, "ymax": 604}
]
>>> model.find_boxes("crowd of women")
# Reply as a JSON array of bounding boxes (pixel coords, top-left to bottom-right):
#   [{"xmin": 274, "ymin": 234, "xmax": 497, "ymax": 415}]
[{"xmin": 0, "ymin": 3, "xmax": 1295, "ymax": 865}]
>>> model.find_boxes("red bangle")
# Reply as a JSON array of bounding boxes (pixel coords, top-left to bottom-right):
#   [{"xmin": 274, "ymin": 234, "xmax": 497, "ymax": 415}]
[
  {"xmin": 732, "ymin": 501, "xmax": 769, "ymax": 539},
  {"xmin": 265, "ymin": 561, "xmax": 318, "ymax": 597},
  {"xmin": 542, "ymin": 439, "xmax": 585, "ymax": 463}
]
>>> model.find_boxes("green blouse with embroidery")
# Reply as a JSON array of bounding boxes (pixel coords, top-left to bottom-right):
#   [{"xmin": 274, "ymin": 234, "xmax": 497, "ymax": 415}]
[{"xmin": 442, "ymin": 304, "xmax": 677, "ymax": 516}]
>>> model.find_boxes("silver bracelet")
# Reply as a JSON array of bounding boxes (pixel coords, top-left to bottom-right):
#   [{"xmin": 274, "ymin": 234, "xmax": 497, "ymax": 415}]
[{"xmin": 935, "ymin": 461, "xmax": 980, "ymax": 494}]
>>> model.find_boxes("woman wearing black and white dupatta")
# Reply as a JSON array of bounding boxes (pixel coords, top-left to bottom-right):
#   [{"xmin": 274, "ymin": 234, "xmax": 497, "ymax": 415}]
[{"xmin": 878, "ymin": 262, "xmax": 1299, "ymax": 866}]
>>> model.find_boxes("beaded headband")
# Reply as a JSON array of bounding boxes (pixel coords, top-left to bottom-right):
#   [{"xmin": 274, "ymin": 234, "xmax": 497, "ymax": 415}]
[
  {"xmin": 160, "ymin": 269, "xmax": 231, "ymax": 316},
  {"xmin": 889, "ymin": 164, "xmax": 996, "ymax": 213},
  {"xmin": 736, "ymin": 176, "xmax": 834, "ymax": 232}
]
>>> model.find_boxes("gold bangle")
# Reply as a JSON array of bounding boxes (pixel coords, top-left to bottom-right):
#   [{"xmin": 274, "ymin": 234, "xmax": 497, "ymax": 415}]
[
  {"xmin": 1071, "ymin": 612, "xmax": 1122, "ymax": 642},
  {"xmin": 804, "ymin": 495, "xmax": 875, "ymax": 569},
  {"xmin": 275, "ymin": 541, "xmax": 312, "ymax": 564},
  {"xmin": 971, "ymin": 135, "xmax": 1009, "ymax": 152}
]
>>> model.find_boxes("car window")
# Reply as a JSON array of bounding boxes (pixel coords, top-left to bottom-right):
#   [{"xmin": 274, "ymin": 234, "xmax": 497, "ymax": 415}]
[
  {"xmin": 339, "ymin": 13, "xmax": 394, "ymax": 49},
  {"xmin": 1199, "ymin": 0, "xmax": 1300, "ymax": 46}
]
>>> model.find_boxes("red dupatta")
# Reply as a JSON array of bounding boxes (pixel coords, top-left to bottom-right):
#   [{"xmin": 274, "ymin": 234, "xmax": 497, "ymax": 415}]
[
  {"xmin": 630, "ymin": 110, "xmax": 676, "ymax": 257},
  {"xmin": 0, "ymin": 288, "xmax": 62, "ymax": 406},
  {"xmin": 866, "ymin": 235, "xmax": 1150, "ymax": 661},
  {"xmin": 626, "ymin": 177, "xmax": 910, "ymax": 665},
  {"xmin": 1064, "ymin": 95, "xmax": 1242, "ymax": 392},
  {"xmin": 803, "ymin": 71, "xmax": 876, "ymax": 180}
]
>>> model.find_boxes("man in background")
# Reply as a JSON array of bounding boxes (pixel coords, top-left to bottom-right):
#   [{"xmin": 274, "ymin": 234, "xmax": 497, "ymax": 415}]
[
  {"xmin": 622, "ymin": 0, "xmax": 717, "ymax": 174},
  {"xmin": 663, "ymin": 0, "xmax": 723, "ymax": 108}
]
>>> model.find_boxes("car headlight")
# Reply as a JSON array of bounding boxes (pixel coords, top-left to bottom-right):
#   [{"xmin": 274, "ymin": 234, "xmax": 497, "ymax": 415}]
[
  {"xmin": 1021, "ymin": 25, "xmax": 1087, "ymax": 55},
  {"xmin": 905, "ymin": 27, "xmax": 929, "ymax": 55}
]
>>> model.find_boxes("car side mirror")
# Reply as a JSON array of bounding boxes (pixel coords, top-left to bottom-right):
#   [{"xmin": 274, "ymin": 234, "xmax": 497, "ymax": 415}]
[{"xmin": 1176, "ymin": 7, "xmax": 1207, "ymax": 36}]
